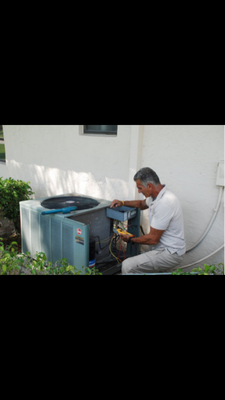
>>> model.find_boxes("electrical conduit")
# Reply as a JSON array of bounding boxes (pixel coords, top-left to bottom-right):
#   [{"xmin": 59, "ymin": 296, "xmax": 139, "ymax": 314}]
[
  {"xmin": 181, "ymin": 186, "xmax": 224, "ymax": 269},
  {"xmin": 186, "ymin": 186, "xmax": 224, "ymax": 252}
]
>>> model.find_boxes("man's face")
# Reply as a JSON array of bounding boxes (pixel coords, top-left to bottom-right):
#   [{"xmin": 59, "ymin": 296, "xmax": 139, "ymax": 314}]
[{"xmin": 136, "ymin": 179, "xmax": 152, "ymax": 198}]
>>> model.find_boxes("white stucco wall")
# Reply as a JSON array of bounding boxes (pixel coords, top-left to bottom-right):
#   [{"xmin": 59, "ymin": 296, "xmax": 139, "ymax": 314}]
[
  {"xmin": 0, "ymin": 124, "xmax": 224, "ymax": 271},
  {"xmin": 0, "ymin": 125, "xmax": 132, "ymax": 200},
  {"xmin": 140, "ymin": 125, "xmax": 224, "ymax": 270}
]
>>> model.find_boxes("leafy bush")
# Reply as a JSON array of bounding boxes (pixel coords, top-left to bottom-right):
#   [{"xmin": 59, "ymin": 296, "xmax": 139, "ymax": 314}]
[
  {"xmin": 0, "ymin": 177, "xmax": 34, "ymax": 233},
  {"xmin": 171, "ymin": 263, "xmax": 224, "ymax": 275},
  {"xmin": 0, "ymin": 239, "xmax": 102, "ymax": 275}
]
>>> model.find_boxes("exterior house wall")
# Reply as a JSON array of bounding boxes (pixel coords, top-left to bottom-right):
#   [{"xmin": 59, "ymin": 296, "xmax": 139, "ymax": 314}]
[
  {"xmin": 140, "ymin": 125, "xmax": 224, "ymax": 270},
  {"xmin": 1, "ymin": 125, "xmax": 132, "ymax": 199},
  {"xmin": 0, "ymin": 124, "xmax": 224, "ymax": 271}
]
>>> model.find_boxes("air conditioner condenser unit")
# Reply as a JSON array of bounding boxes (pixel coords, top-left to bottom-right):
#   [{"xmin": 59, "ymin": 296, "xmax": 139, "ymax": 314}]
[{"xmin": 20, "ymin": 193, "xmax": 140, "ymax": 274}]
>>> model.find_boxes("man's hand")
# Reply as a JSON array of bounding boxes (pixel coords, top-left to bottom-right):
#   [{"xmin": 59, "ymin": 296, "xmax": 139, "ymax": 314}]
[
  {"xmin": 119, "ymin": 234, "xmax": 131, "ymax": 242},
  {"xmin": 110, "ymin": 199, "xmax": 123, "ymax": 208},
  {"xmin": 110, "ymin": 199, "xmax": 149, "ymax": 211}
]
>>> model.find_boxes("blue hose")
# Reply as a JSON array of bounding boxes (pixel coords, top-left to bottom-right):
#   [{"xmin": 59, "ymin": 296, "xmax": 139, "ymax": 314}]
[{"xmin": 42, "ymin": 206, "xmax": 77, "ymax": 215}]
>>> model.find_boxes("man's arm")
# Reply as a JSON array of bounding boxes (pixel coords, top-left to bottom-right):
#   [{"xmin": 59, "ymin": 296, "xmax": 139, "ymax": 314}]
[
  {"xmin": 110, "ymin": 199, "xmax": 148, "ymax": 211},
  {"xmin": 120, "ymin": 226, "xmax": 165, "ymax": 245}
]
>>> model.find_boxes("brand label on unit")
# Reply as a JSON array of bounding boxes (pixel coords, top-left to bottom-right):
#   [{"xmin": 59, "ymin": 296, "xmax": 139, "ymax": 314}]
[
  {"xmin": 75, "ymin": 236, "xmax": 84, "ymax": 245},
  {"xmin": 77, "ymin": 228, "xmax": 82, "ymax": 235}
]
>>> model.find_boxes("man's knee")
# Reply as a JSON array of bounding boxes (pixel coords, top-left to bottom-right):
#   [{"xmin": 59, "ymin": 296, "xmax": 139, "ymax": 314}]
[
  {"xmin": 121, "ymin": 258, "xmax": 132, "ymax": 274},
  {"xmin": 121, "ymin": 254, "xmax": 149, "ymax": 274}
]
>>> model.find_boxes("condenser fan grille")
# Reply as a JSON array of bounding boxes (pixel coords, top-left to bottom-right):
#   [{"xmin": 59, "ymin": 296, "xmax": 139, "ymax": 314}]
[{"xmin": 41, "ymin": 196, "xmax": 100, "ymax": 210}]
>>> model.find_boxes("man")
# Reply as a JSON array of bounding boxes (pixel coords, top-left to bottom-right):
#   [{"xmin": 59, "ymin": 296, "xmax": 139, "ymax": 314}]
[{"xmin": 110, "ymin": 167, "xmax": 186, "ymax": 274}]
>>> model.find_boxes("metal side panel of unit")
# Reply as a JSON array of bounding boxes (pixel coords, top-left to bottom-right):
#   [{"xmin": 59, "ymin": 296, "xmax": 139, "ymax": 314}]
[
  {"xmin": 21, "ymin": 205, "xmax": 31, "ymax": 255},
  {"xmin": 30, "ymin": 210, "xmax": 41, "ymax": 256},
  {"xmin": 51, "ymin": 217, "xmax": 62, "ymax": 264},
  {"xmin": 62, "ymin": 219, "xmax": 89, "ymax": 272},
  {"xmin": 21, "ymin": 206, "xmax": 42, "ymax": 257},
  {"xmin": 68, "ymin": 208, "xmax": 111, "ymax": 263},
  {"xmin": 39, "ymin": 215, "xmax": 89, "ymax": 272},
  {"xmin": 40, "ymin": 214, "xmax": 51, "ymax": 261}
]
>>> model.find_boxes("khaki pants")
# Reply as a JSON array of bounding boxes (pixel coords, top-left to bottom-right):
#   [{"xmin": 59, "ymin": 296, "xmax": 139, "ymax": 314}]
[{"xmin": 121, "ymin": 248, "xmax": 184, "ymax": 274}]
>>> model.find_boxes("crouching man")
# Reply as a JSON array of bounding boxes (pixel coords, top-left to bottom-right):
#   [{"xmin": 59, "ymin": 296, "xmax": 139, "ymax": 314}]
[{"xmin": 110, "ymin": 167, "xmax": 186, "ymax": 274}]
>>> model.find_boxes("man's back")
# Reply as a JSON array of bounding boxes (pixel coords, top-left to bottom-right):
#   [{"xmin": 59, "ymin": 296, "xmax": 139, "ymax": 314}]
[{"xmin": 146, "ymin": 186, "xmax": 186, "ymax": 255}]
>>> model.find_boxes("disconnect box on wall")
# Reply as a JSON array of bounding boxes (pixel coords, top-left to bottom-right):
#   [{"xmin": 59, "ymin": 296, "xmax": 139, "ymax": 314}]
[{"xmin": 216, "ymin": 161, "xmax": 224, "ymax": 186}]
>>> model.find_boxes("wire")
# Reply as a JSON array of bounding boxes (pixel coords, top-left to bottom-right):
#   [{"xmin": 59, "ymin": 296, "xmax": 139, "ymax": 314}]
[
  {"xmin": 109, "ymin": 234, "xmax": 124, "ymax": 263},
  {"xmin": 179, "ymin": 244, "xmax": 224, "ymax": 269},
  {"xmin": 118, "ymin": 222, "xmax": 136, "ymax": 234},
  {"xmin": 119, "ymin": 222, "xmax": 126, "ymax": 230},
  {"xmin": 109, "ymin": 237, "xmax": 120, "ymax": 263},
  {"xmin": 94, "ymin": 235, "xmax": 111, "ymax": 244},
  {"xmin": 118, "ymin": 236, "xmax": 126, "ymax": 261},
  {"xmin": 126, "ymin": 223, "xmax": 136, "ymax": 232},
  {"xmin": 140, "ymin": 225, "xmax": 146, "ymax": 236},
  {"xmin": 186, "ymin": 187, "xmax": 224, "ymax": 252},
  {"xmin": 94, "ymin": 235, "xmax": 112, "ymax": 250}
]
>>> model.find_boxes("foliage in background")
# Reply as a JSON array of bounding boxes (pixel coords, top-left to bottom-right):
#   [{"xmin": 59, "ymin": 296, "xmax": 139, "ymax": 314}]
[
  {"xmin": 0, "ymin": 177, "xmax": 34, "ymax": 232},
  {"xmin": 0, "ymin": 239, "xmax": 102, "ymax": 275},
  {"xmin": 0, "ymin": 125, "xmax": 5, "ymax": 161}
]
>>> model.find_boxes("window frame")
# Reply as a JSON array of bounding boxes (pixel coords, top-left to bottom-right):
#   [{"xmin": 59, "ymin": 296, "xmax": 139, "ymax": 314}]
[
  {"xmin": 0, "ymin": 125, "xmax": 6, "ymax": 163},
  {"xmin": 83, "ymin": 125, "xmax": 117, "ymax": 135}
]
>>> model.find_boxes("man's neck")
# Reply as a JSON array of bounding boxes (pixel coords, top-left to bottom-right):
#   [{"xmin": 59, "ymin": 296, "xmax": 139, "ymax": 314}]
[{"xmin": 152, "ymin": 184, "xmax": 165, "ymax": 200}]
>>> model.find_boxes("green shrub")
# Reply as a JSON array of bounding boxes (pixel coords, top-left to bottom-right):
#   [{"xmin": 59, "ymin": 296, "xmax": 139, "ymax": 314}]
[
  {"xmin": 171, "ymin": 263, "xmax": 224, "ymax": 275},
  {"xmin": 0, "ymin": 177, "xmax": 34, "ymax": 233},
  {"xmin": 0, "ymin": 239, "xmax": 102, "ymax": 275}
]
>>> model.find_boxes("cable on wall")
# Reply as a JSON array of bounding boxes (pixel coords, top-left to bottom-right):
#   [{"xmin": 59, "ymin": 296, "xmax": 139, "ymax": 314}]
[
  {"xmin": 186, "ymin": 186, "xmax": 224, "ymax": 253},
  {"xmin": 179, "ymin": 244, "xmax": 224, "ymax": 269}
]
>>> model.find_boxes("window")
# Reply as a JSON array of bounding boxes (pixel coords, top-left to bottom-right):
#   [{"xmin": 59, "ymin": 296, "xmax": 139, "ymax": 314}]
[
  {"xmin": 84, "ymin": 125, "xmax": 117, "ymax": 134},
  {"xmin": 0, "ymin": 125, "xmax": 5, "ymax": 162}
]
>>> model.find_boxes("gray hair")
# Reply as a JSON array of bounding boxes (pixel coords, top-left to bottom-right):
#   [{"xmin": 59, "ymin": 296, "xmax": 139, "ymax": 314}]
[{"xmin": 133, "ymin": 167, "xmax": 161, "ymax": 187}]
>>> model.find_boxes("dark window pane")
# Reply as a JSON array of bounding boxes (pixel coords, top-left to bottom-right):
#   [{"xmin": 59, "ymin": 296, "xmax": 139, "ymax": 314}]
[
  {"xmin": 84, "ymin": 125, "xmax": 117, "ymax": 134},
  {"xmin": 0, "ymin": 125, "xmax": 3, "ymax": 140}
]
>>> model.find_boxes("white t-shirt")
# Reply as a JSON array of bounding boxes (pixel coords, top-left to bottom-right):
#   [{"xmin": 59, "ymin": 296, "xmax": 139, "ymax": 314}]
[{"xmin": 145, "ymin": 185, "xmax": 186, "ymax": 256}]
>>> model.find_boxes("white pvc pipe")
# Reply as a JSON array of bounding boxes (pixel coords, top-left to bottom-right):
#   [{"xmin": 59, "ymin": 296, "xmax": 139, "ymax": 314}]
[
  {"xmin": 180, "ymin": 244, "xmax": 224, "ymax": 269},
  {"xmin": 186, "ymin": 187, "xmax": 224, "ymax": 252}
]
